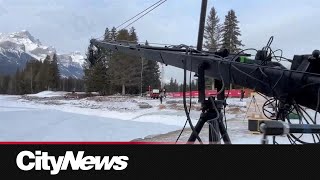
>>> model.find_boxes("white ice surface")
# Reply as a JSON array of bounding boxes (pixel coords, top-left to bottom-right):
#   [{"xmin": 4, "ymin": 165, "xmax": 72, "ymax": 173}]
[
  {"xmin": 0, "ymin": 95, "xmax": 181, "ymax": 141},
  {"xmin": 0, "ymin": 94, "xmax": 318, "ymax": 144}
]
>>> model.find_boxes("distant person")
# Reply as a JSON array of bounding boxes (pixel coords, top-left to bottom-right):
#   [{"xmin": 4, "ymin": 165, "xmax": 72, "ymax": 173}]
[
  {"xmin": 240, "ymin": 89, "xmax": 245, "ymax": 101},
  {"xmin": 162, "ymin": 88, "xmax": 166, "ymax": 98},
  {"xmin": 159, "ymin": 90, "xmax": 164, "ymax": 104}
]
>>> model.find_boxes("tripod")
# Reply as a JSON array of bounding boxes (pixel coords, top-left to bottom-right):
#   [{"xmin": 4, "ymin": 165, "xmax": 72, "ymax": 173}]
[
  {"xmin": 187, "ymin": 63, "xmax": 231, "ymax": 144},
  {"xmin": 187, "ymin": 97, "xmax": 231, "ymax": 144},
  {"xmin": 244, "ymin": 94, "xmax": 262, "ymax": 120}
]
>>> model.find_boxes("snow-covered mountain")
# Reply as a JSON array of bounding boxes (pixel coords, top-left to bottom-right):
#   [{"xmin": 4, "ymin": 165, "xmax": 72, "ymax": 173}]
[
  {"xmin": 0, "ymin": 30, "xmax": 85, "ymax": 78},
  {"xmin": 57, "ymin": 52, "xmax": 85, "ymax": 79}
]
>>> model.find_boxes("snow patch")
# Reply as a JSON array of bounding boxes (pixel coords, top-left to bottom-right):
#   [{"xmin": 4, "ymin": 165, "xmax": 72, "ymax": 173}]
[{"xmin": 28, "ymin": 91, "xmax": 67, "ymax": 98}]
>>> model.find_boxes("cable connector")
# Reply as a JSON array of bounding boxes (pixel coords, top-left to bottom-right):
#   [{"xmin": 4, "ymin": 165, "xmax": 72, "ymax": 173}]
[{"xmin": 260, "ymin": 121, "xmax": 289, "ymax": 136}]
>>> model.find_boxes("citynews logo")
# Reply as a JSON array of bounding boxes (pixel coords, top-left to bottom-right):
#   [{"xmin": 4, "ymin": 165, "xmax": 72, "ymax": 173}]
[{"xmin": 16, "ymin": 151, "xmax": 129, "ymax": 175}]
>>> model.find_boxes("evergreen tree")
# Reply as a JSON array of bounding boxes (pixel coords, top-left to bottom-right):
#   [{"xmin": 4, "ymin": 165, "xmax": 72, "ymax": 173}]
[
  {"xmin": 89, "ymin": 60, "xmax": 109, "ymax": 95},
  {"xmin": 47, "ymin": 53, "xmax": 60, "ymax": 90},
  {"xmin": 108, "ymin": 28, "xmax": 141, "ymax": 95},
  {"xmin": 7, "ymin": 76, "xmax": 15, "ymax": 95},
  {"xmin": 178, "ymin": 83, "xmax": 182, "ymax": 92},
  {"xmin": 0, "ymin": 57, "xmax": 85, "ymax": 95},
  {"xmin": 129, "ymin": 27, "xmax": 138, "ymax": 43},
  {"xmin": 36, "ymin": 55, "xmax": 51, "ymax": 90},
  {"xmin": 191, "ymin": 80, "xmax": 197, "ymax": 91},
  {"xmin": 32, "ymin": 60, "xmax": 42, "ymax": 92},
  {"xmin": 166, "ymin": 78, "xmax": 174, "ymax": 92},
  {"xmin": 84, "ymin": 45, "xmax": 99, "ymax": 92},
  {"xmin": 110, "ymin": 27, "xmax": 117, "ymax": 41},
  {"xmin": 221, "ymin": 10, "xmax": 244, "ymax": 53},
  {"xmin": 0, "ymin": 75, "xmax": 10, "ymax": 94},
  {"xmin": 83, "ymin": 39, "xmax": 111, "ymax": 94},
  {"xmin": 169, "ymin": 77, "xmax": 175, "ymax": 92},
  {"xmin": 104, "ymin": 27, "xmax": 110, "ymax": 41},
  {"xmin": 205, "ymin": 77, "xmax": 214, "ymax": 90},
  {"xmin": 173, "ymin": 79, "xmax": 179, "ymax": 92},
  {"xmin": 23, "ymin": 59, "xmax": 41, "ymax": 93},
  {"xmin": 13, "ymin": 68, "xmax": 21, "ymax": 94},
  {"xmin": 142, "ymin": 60, "xmax": 161, "ymax": 93},
  {"xmin": 84, "ymin": 27, "xmax": 146, "ymax": 95},
  {"xmin": 141, "ymin": 40, "xmax": 161, "ymax": 93},
  {"xmin": 67, "ymin": 77, "xmax": 74, "ymax": 92},
  {"xmin": 58, "ymin": 77, "xmax": 86, "ymax": 92},
  {"xmin": 116, "ymin": 29, "xmax": 130, "ymax": 41},
  {"xmin": 73, "ymin": 78, "xmax": 85, "ymax": 92},
  {"xmin": 16, "ymin": 68, "xmax": 28, "ymax": 94},
  {"xmin": 35, "ymin": 66, "xmax": 45, "ymax": 91},
  {"xmin": 85, "ymin": 43, "xmax": 98, "ymax": 67},
  {"xmin": 83, "ymin": 61, "xmax": 94, "ymax": 92},
  {"xmin": 178, "ymin": 83, "xmax": 189, "ymax": 92},
  {"xmin": 204, "ymin": 6, "xmax": 222, "ymax": 52}
]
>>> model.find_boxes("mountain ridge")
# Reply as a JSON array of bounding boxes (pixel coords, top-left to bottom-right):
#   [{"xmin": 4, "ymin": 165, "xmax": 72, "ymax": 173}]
[{"xmin": 0, "ymin": 30, "xmax": 85, "ymax": 78}]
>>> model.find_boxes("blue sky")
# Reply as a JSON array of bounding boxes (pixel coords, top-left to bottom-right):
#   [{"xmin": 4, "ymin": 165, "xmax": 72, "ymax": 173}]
[{"xmin": 0, "ymin": 0, "xmax": 319, "ymax": 82}]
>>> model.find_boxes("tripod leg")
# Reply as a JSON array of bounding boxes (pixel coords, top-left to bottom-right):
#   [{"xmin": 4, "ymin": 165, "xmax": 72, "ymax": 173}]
[
  {"xmin": 203, "ymin": 106, "xmax": 221, "ymax": 144},
  {"xmin": 244, "ymin": 97, "xmax": 253, "ymax": 121},
  {"xmin": 254, "ymin": 99, "xmax": 262, "ymax": 115},
  {"xmin": 208, "ymin": 120, "xmax": 220, "ymax": 144},
  {"xmin": 187, "ymin": 113, "xmax": 206, "ymax": 143},
  {"xmin": 218, "ymin": 114, "xmax": 231, "ymax": 144}
]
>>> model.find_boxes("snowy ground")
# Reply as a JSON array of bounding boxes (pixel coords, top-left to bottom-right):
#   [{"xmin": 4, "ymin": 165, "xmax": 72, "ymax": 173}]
[
  {"xmin": 0, "ymin": 91, "xmax": 318, "ymax": 144},
  {"xmin": 0, "ymin": 95, "xmax": 182, "ymax": 141}
]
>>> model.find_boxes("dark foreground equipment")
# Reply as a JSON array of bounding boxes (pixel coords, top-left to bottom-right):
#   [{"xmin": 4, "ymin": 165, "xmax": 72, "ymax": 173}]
[
  {"xmin": 90, "ymin": 38, "xmax": 320, "ymax": 144},
  {"xmin": 89, "ymin": 1, "xmax": 320, "ymax": 145},
  {"xmin": 90, "ymin": 39, "xmax": 320, "ymax": 111}
]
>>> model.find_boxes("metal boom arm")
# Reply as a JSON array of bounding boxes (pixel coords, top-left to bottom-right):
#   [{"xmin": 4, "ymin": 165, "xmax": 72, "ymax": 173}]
[{"xmin": 90, "ymin": 39, "xmax": 320, "ymax": 112}]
